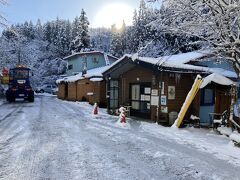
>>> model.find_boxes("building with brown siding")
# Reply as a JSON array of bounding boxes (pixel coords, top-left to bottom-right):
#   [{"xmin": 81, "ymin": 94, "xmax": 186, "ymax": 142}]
[
  {"xmin": 56, "ymin": 66, "xmax": 108, "ymax": 107},
  {"xmin": 103, "ymin": 52, "xmax": 237, "ymax": 126}
]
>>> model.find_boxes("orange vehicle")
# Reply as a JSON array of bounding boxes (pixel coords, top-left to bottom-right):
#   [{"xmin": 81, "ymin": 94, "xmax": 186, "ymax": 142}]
[{"xmin": 6, "ymin": 65, "xmax": 34, "ymax": 102}]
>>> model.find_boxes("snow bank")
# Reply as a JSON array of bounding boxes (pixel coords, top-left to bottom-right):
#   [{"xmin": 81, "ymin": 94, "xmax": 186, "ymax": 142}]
[
  {"xmin": 115, "ymin": 120, "xmax": 131, "ymax": 129},
  {"xmin": 230, "ymin": 132, "xmax": 240, "ymax": 144},
  {"xmin": 217, "ymin": 126, "xmax": 233, "ymax": 136},
  {"xmin": 0, "ymin": 99, "xmax": 4, "ymax": 106},
  {"xmin": 234, "ymin": 101, "xmax": 240, "ymax": 118},
  {"xmin": 35, "ymin": 93, "xmax": 57, "ymax": 97},
  {"xmin": 140, "ymin": 122, "xmax": 240, "ymax": 166}
]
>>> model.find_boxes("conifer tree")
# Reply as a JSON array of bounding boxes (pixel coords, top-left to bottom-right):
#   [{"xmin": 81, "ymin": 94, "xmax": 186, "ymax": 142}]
[{"xmin": 71, "ymin": 9, "xmax": 90, "ymax": 52}]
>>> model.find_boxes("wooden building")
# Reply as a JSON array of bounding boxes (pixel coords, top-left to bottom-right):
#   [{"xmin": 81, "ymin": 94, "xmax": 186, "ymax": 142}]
[
  {"xmin": 103, "ymin": 52, "xmax": 236, "ymax": 126},
  {"xmin": 57, "ymin": 82, "xmax": 68, "ymax": 100},
  {"xmin": 57, "ymin": 66, "xmax": 108, "ymax": 107}
]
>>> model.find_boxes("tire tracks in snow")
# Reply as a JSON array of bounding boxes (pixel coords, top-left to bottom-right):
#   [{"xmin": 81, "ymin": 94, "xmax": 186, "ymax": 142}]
[
  {"xmin": 59, "ymin": 100, "xmax": 240, "ymax": 180},
  {"xmin": 0, "ymin": 104, "xmax": 22, "ymax": 123}
]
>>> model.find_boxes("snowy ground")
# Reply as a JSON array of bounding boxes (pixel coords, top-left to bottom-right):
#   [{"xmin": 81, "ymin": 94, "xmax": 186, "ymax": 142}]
[
  {"xmin": 0, "ymin": 96, "xmax": 240, "ymax": 180},
  {"xmin": 0, "ymin": 99, "xmax": 4, "ymax": 106}
]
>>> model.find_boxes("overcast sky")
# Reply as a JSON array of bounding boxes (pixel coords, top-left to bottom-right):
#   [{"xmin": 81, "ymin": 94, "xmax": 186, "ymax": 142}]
[{"xmin": 0, "ymin": 0, "xmax": 141, "ymax": 27}]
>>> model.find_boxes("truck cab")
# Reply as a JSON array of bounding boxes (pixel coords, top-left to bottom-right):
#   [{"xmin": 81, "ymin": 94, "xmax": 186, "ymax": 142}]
[{"xmin": 6, "ymin": 65, "xmax": 34, "ymax": 102}]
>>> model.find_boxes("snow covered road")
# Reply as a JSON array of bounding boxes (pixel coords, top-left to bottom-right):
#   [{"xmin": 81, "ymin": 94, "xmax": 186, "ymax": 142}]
[{"xmin": 0, "ymin": 96, "xmax": 240, "ymax": 180}]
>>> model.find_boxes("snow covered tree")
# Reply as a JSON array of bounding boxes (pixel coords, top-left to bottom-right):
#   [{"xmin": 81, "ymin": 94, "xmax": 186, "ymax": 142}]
[
  {"xmin": 35, "ymin": 19, "xmax": 44, "ymax": 40},
  {"xmin": 56, "ymin": 20, "xmax": 72, "ymax": 56},
  {"xmin": 20, "ymin": 21, "xmax": 35, "ymax": 39},
  {"xmin": 90, "ymin": 27, "xmax": 112, "ymax": 52},
  {"xmin": 125, "ymin": 1, "xmax": 157, "ymax": 54},
  {"xmin": 149, "ymin": 0, "xmax": 240, "ymax": 74},
  {"xmin": 71, "ymin": 9, "xmax": 90, "ymax": 52},
  {"xmin": 71, "ymin": 16, "xmax": 80, "ymax": 41},
  {"xmin": 43, "ymin": 22, "xmax": 53, "ymax": 43},
  {"xmin": 2, "ymin": 25, "xmax": 17, "ymax": 40},
  {"xmin": 110, "ymin": 22, "xmax": 128, "ymax": 57}
]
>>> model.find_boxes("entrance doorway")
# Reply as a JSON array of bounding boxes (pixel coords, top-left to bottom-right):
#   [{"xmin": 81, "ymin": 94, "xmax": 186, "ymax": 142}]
[
  {"xmin": 130, "ymin": 83, "xmax": 151, "ymax": 118},
  {"xmin": 109, "ymin": 80, "xmax": 119, "ymax": 109},
  {"xmin": 199, "ymin": 87, "xmax": 215, "ymax": 125},
  {"xmin": 64, "ymin": 83, "xmax": 68, "ymax": 99}
]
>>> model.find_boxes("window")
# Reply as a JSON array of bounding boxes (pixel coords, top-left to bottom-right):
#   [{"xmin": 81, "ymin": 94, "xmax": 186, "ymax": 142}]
[
  {"xmin": 131, "ymin": 84, "xmax": 151, "ymax": 112},
  {"xmin": 131, "ymin": 85, "xmax": 140, "ymax": 110},
  {"xmin": 201, "ymin": 88, "xmax": 215, "ymax": 105},
  {"xmin": 109, "ymin": 80, "xmax": 119, "ymax": 109},
  {"xmin": 13, "ymin": 69, "xmax": 29, "ymax": 79},
  {"xmin": 68, "ymin": 64, "xmax": 73, "ymax": 70},
  {"xmin": 92, "ymin": 57, "xmax": 99, "ymax": 64}
]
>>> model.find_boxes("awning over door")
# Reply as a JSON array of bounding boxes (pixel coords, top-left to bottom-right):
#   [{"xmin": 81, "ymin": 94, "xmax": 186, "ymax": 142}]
[{"xmin": 200, "ymin": 73, "xmax": 234, "ymax": 89}]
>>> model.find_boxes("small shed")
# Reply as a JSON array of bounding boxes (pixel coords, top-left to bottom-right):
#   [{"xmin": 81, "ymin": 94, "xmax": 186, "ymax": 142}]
[
  {"xmin": 56, "ymin": 80, "xmax": 68, "ymax": 100},
  {"xmin": 56, "ymin": 66, "xmax": 109, "ymax": 107}
]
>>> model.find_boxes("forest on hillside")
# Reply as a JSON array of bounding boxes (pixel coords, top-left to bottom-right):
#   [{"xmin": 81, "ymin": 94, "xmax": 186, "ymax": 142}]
[{"xmin": 0, "ymin": 0, "xmax": 239, "ymax": 86}]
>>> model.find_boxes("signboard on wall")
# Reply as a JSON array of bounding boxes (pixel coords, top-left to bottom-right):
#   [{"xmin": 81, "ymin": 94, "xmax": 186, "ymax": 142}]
[
  {"xmin": 161, "ymin": 96, "xmax": 167, "ymax": 105},
  {"xmin": 161, "ymin": 82, "xmax": 165, "ymax": 95},
  {"xmin": 144, "ymin": 88, "xmax": 151, "ymax": 94},
  {"xmin": 144, "ymin": 95, "xmax": 151, "ymax": 101},
  {"xmin": 161, "ymin": 106, "xmax": 168, "ymax": 113},
  {"xmin": 151, "ymin": 96, "xmax": 159, "ymax": 106},
  {"xmin": 151, "ymin": 89, "xmax": 158, "ymax": 96},
  {"xmin": 168, "ymin": 86, "xmax": 176, "ymax": 100}
]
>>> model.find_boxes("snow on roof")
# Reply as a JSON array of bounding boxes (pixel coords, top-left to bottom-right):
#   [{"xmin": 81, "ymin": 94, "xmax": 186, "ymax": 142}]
[
  {"xmin": 83, "ymin": 66, "xmax": 109, "ymax": 78},
  {"xmin": 209, "ymin": 68, "xmax": 237, "ymax": 78},
  {"xmin": 102, "ymin": 51, "xmax": 237, "ymax": 78},
  {"xmin": 63, "ymin": 51, "xmax": 118, "ymax": 61},
  {"xmin": 158, "ymin": 51, "xmax": 210, "ymax": 65},
  {"xmin": 56, "ymin": 78, "xmax": 65, "ymax": 84},
  {"xmin": 101, "ymin": 54, "xmax": 132, "ymax": 74},
  {"xmin": 133, "ymin": 52, "xmax": 237, "ymax": 78},
  {"xmin": 57, "ymin": 66, "xmax": 109, "ymax": 83},
  {"xmin": 200, "ymin": 73, "xmax": 234, "ymax": 89},
  {"xmin": 90, "ymin": 78, "xmax": 104, "ymax": 82}
]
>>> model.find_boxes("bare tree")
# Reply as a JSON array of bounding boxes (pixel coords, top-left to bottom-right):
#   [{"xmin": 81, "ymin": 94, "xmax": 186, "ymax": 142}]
[
  {"xmin": 0, "ymin": 0, "xmax": 8, "ymax": 27},
  {"xmin": 150, "ymin": 0, "xmax": 240, "ymax": 75}
]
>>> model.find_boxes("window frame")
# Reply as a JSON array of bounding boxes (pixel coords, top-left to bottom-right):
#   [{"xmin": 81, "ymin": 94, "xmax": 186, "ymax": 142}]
[{"xmin": 201, "ymin": 88, "xmax": 215, "ymax": 106}]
